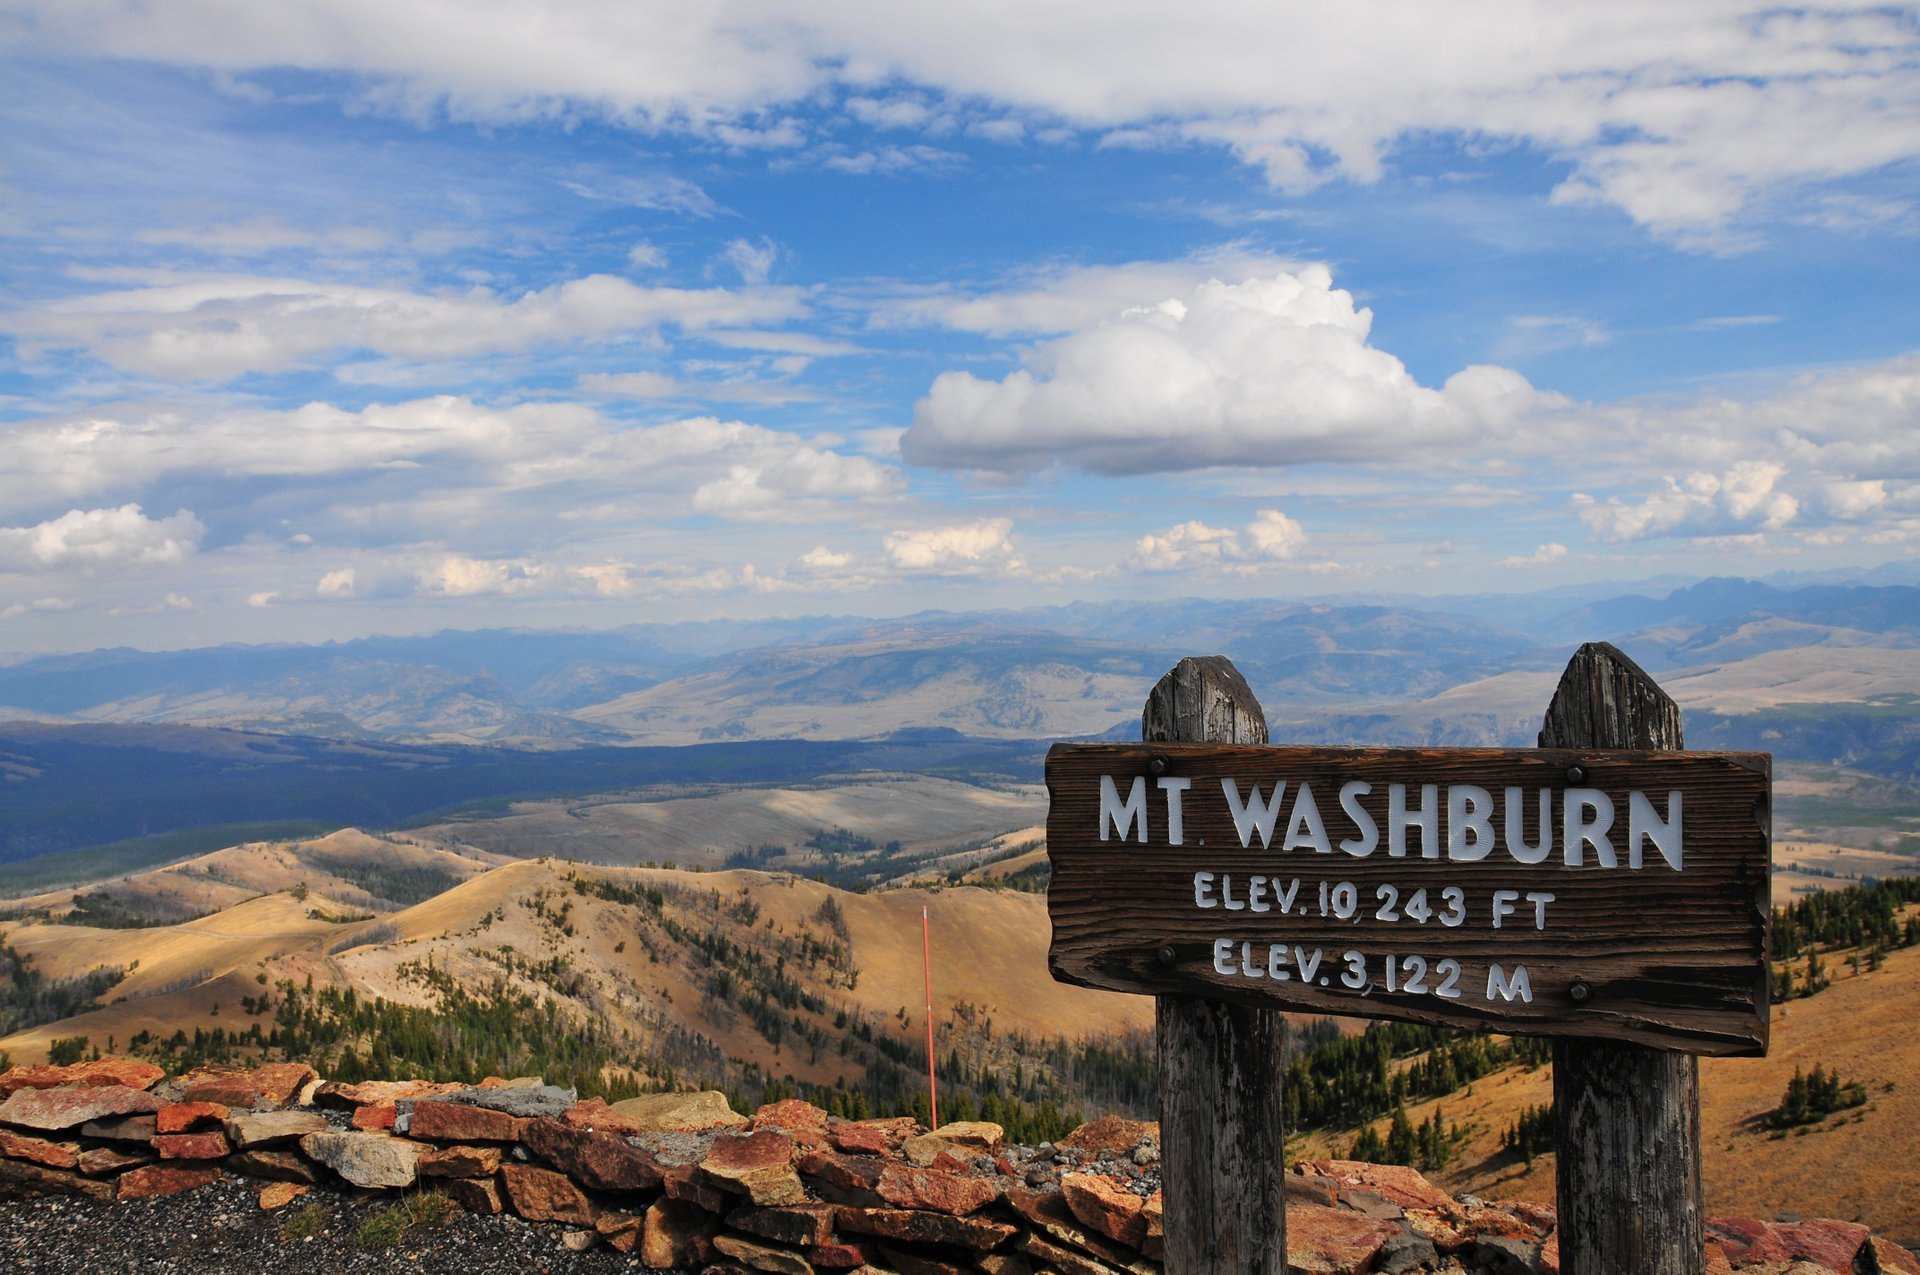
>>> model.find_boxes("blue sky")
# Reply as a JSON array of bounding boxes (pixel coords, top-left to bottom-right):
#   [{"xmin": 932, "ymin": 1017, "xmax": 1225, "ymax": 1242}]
[{"xmin": 2, "ymin": 3, "xmax": 1918, "ymax": 650}]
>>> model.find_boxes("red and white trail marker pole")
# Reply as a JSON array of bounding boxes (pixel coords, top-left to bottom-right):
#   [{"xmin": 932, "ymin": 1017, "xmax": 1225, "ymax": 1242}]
[{"xmin": 922, "ymin": 902, "xmax": 939, "ymax": 1131}]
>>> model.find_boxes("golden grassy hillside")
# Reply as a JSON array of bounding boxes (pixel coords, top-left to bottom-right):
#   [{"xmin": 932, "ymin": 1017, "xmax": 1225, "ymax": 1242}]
[
  {"xmin": 1296, "ymin": 916, "xmax": 1920, "ymax": 1239},
  {"xmin": 418, "ymin": 774, "xmax": 1046, "ymax": 876},
  {"xmin": 5, "ymin": 828, "xmax": 504, "ymax": 921},
  {"xmin": 2, "ymin": 850, "xmax": 1150, "ymax": 1125}
]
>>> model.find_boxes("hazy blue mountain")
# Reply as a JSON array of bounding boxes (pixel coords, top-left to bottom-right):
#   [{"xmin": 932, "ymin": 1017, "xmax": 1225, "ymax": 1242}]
[{"xmin": 1, "ymin": 579, "xmax": 1916, "ymax": 749}]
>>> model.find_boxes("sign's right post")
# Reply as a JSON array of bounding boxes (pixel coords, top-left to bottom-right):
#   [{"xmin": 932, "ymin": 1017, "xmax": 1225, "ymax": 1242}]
[{"xmin": 1542, "ymin": 641, "xmax": 1713, "ymax": 1275}]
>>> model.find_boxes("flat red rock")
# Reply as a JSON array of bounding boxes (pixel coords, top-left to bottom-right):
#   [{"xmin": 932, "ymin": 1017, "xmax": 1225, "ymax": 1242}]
[
  {"xmin": 1061, "ymin": 1172, "xmax": 1148, "ymax": 1247},
  {"xmin": 520, "ymin": 1117, "xmax": 662, "ymax": 1191},
  {"xmin": 0, "ymin": 1129, "xmax": 80, "ymax": 1170},
  {"xmin": 1286, "ymin": 1202, "xmax": 1401, "ymax": 1275},
  {"xmin": 417, "ymin": 1144, "xmax": 502, "ymax": 1178},
  {"xmin": 407, "ymin": 1100, "xmax": 523, "ymax": 1142},
  {"xmin": 826, "ymin": 1123, "xmax": 891, "ymax": 1155},
  {"xmin": 156, "ymin": 1101, "xmax": 229, "ymax": 1134},
  {"xmin": 118, "ymin": 1163, "xmax": 221, "ymax": 1200},
  {"xmin": 245, "ymin": 1063, "xmax": 318, "ymax": 1107},
  {"xmin": 0, "ymin": 1083, "xmax": 161, "ymax": 1131},
  {"xmin": 155, "ymin": 1131, "xmax": 230, "ymax": 1161},
  {"xmin": 876, "ymin": 1163, "xmax": 1000, "ymax": 1216},
  {"xmin": 1298, "ymin": 1159, "xmax": 1456, "ymax": 1212},
  {"xmin": 0, "ymin": 1059, "xmax": 164, "ymax": 1098},
  {"xmin": 350, "ymin": 1103, "xmax": 397, "ymax": 1131},
  {"xmin": 502, "ymin": 1163, "xmax": 595, "ymax": 1225},
  {"xmin": 560, "ymin": 1097, "xmax": 647, "ymax": 1137}
]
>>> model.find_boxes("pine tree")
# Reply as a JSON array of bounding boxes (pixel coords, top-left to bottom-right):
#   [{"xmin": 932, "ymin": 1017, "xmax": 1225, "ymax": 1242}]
[
  {"xmin": 1384, "ymin": 1104, "xmax": 1416, "ymax": 1166},
  {"xmin": 1348, "ymin": 1124, "xmax": 1386, "ymax": 1162}
]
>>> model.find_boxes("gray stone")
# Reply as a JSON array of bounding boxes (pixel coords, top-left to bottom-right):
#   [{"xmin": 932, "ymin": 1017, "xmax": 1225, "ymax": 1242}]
[
  {"xmin": 299, "ymin": 1130, "xmax": 421, "ymax": 1189},
  {"xmin": 1472, "ymin": 1235, "xmax": 1541, "ymax": 1275},
  {"xmin": 223, "ymin": 1110, "xmax": 329, "ymax": 1148},
  {"xmin": 1375, "ymin": 1230, "xmax": 1439, "ymax": 1274},
  {"xmin": 432, "ymin": 1084, "xmax": 577, "ymax": 1119}
]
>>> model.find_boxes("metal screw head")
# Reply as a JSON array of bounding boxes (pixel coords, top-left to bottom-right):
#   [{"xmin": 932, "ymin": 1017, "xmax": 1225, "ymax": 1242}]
[
  {"xmin": 1149, "ymin": 756, "xmax": 1169, "ymax": 776},
  {"xmin": 1566, "ymin": 765, "xmax": 1588, "ymax": 784},
  {"xmin": 1157, "ymin": 946, "xmax": 1176, "ymax": 966},
  {"xmin": 1569, "ymin": 979, "xmax": 1592, "ymax": 1003}
]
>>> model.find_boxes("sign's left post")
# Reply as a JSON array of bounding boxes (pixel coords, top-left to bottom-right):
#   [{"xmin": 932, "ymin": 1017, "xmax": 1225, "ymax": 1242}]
[{"xmin": 1133, "ymin": 656, "xmax": 1289, "ymax": 1275}]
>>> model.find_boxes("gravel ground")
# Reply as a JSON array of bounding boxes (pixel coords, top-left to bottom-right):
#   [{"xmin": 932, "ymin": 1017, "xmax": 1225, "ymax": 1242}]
[{"xmin": 0, "ymin": 1179, "xmax": 690, "ymax": 1274}]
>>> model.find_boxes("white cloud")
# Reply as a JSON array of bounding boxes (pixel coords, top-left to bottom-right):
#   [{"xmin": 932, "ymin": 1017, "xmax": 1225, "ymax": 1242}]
[
  {"xmin": 10, "ymin": 4, "xmax": 1915, "ymax": 238},
  {"xmin": 562, "ymin": 173, "xmax": 721, "ymax": 217},
  {"xmin": 0, "ymin": 505, "xmax": 203, "ymax": 572},
  {"xmin": 884, "ymin": 518, "xmax": 1017, "ymax": 572},
  {"xmin": 815, "ymin": 145, "xmax": 965, "ymax": 176},
  {"xmin": 700, "ymin": 330, "xmax": 865, "ymax": 356},
  {"xmin": 5, "ymin": 270, "xmax": 806, "ymax": 380},
  {"xmin": 164, "ymin": 592, "xmax": 197, "ymax": 610},
  {"xmin": 1500, "ymin": 543, "xmax": 1569, "ymax": 568},
  {"xmin": 1245, "ymin": 509, "xmax": 1307, "ymax": 560},
  {"xmin": 721, "ymin": 237, "xmax": 779, "ymax": 285},
  {"xmin": 571, "ymin": 559, "xmax": 778, "ymax": 599},
  {"xmin": 417, "ymin": 555, "xmax": 547, "ymax": 597},
  {"xmin": 627, "ymin": 240, "xmax": 667, "ymax": 269},
  {"xmin": 1131, "ymin": 521, "xmax": 1238, "ymax": 572},
  {"xmin": 577, "ymin": 370, "xmax": 820, "ymax": 405},
  {"xmin": 577, "ymin": 371, "xmax": 681, "ymax": 399},
  {"xmin": 846, "ymin": 95, "xmax": 939, "ymax": 131},
  {"xmin": 1574, "ymin": 463, "xmax": 1801, "ymax": 542},
  {"xmin": 1131, "ymin": 509, "xmax": 1307, "ymax": 571},
  {"xmin": 1685, "ymin": 314, "xmax": 1783, "ymax": 332},
  {"xmin": 0, "ymin": 397, "xmax": 598, "ymax": 512},
  {"xmin": 903, "ymin": 267, "xmax": 1555, "ymax": 474},
  {"xmin": 520, "ymin": 414, "xmax": 904, "ymax": 515},
  {"xmin": 247, "ymin": 590, "xmax": 279, "ymax": 608},
  {"xmin": 0, "ymin": 596, "xmax": 78, "ymax": 619},
  {"xmin": 317, "ymin": 568, "xmax": 356, "ymax": 598},
  {"xmin": 799, "ymin": 546, "xmax": 851, "ymax": 570},
  {"xmin": 692, "ymin": 444, "xmax": 900, "ymax": 519},
  {"xmin": 874, "ymin": 249, "xmax": 1301, "ymax": 337}
]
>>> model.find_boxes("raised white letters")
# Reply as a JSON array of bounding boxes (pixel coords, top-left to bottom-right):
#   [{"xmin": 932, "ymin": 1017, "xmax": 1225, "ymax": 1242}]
[
  {"xmin": 1100, "ymin": 775, "xmax": 1147, "ymax": 843},
  {"xmin": 1283, "ymin": 782, "xmax": 1333, "ymax": 854},
  {"xmin": 1338, "ymin": 781, "xmax": 1378, "ymax": 856},
  {"xmin": 1101, "ymin": 772, "xmax": 1687, "ymax": 870},
  {"xmin": 1564, "ymin": 788, "xmax": 1616, "ymax": 867},
  {"xmin": 1158, "ymin": 776, "xmax": 1191, "ymax": 846},
  {"xmin": 1447, "ymin": 785, "xmax": 1493, "ymax": 861},
  {"xmin": 1221, "ymin": 778, "xmax": 1286, "ymax": 849},
  {"xmin": 1629, "ymin": 790, "xmax": 1683, "ymax": 870},
  {"xmin": 1388, "ymin": 783, "xmax": 1439, "ymax": 859}
]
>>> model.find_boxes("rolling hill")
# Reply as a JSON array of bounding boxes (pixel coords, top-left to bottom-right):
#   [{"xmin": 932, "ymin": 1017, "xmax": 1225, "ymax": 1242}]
[{"xmin": 0, "ymin": 840, "xmax": 1157, "ymax": 1136}]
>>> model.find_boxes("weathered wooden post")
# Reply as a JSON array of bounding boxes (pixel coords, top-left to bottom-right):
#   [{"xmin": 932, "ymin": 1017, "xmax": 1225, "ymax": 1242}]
[
  {"xmin": 1541, "ymin": 642, "xmax": 1708, "ymax": 1275},
  {"xmin": 1142, "ymin": 656, "xmax": 1289, "ymax": 1275}
]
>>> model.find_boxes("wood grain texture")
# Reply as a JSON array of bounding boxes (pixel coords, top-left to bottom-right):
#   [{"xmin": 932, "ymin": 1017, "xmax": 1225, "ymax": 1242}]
[
  {"xmin": 1046, "ymin": 741, "xmax": 1770, "ymax": 1053},
  {"xmin": 1143, "ymin": 657, "xmax": 1289, "ymax": 1275},
  {"xmin": 1546, "ymin": 642, "xmax": 1709, "ymax": 1275}
]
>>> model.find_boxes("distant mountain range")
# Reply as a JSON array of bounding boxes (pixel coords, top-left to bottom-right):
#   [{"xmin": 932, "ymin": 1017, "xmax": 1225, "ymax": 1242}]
[
  {"xmin": 5, "ymin": 578, "xmax": 1916, "ymax": 748},
  {"xmin": 1, "ymin": 576, "xmax": 1918, "ymax": 878}
]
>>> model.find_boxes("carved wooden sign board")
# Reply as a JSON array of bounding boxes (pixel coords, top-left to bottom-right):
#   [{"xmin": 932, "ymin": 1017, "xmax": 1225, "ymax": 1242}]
[{"xmin": 1046, "ymin": 743, "xmax": 1773, "ymax": 1056}]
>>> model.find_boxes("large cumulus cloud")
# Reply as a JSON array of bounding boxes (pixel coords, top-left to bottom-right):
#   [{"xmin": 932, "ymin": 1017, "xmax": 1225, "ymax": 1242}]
[{"xmin": 901, "ymin": 267, "xmax": 1553, "ymax": 475}]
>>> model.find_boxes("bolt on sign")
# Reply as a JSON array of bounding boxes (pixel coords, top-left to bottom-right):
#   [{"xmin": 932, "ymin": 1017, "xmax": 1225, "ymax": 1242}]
[{"xmin": 1046, "ymin": 743, "xmax": 1773, "ymax": 1055}]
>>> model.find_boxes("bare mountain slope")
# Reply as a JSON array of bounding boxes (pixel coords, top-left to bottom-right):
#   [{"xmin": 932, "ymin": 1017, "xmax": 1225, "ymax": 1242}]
[
  {"xmin": 1, "ymin": 851, "xmax": 1152, "ymax": 1122},
  {"xmin": 417, "ymin": 773, "xmax": 1046, "ymax": 880}
]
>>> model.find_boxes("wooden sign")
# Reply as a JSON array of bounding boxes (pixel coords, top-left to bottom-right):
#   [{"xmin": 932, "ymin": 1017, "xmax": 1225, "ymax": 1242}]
[{"xmin": 1046, "ymin": 743, "xmax": 1772, "ymax": 1055}]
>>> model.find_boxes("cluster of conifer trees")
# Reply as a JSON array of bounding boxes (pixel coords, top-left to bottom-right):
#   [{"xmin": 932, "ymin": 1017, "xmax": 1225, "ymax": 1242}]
[{"xmin": 1764, "ymin": 1063, "xmax": 1869, "ymax": 1131}]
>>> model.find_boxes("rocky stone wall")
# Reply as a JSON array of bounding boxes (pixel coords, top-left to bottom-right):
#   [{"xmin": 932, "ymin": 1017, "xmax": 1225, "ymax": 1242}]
[{"xmin": 1, "ymin": 1058, "xmax": 1916, "ymax": 1275}]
